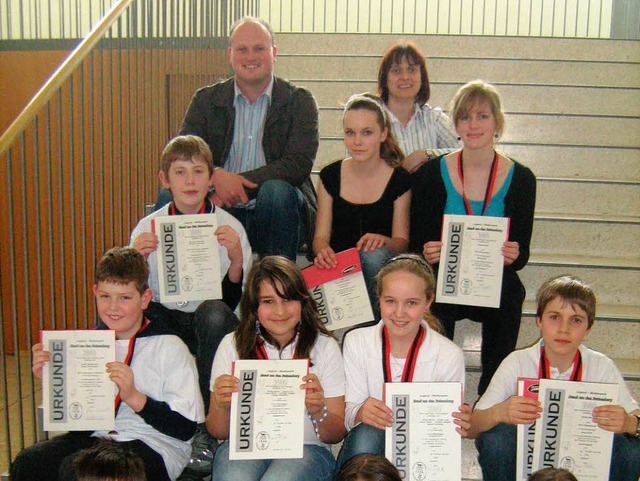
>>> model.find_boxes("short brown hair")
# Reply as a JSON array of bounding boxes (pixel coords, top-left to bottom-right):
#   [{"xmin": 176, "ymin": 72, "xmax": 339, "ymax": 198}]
[
  {"xmin": 376, "ymin": 254, "xmax": 443, "ymax": 333},
  {"xmin": 94, "ymin": 247, "xmax": 149, "ymax": 294},
  {"xmin": 74, "ymin": 440, "xmax": 146, "ymax": 481},
  {"xmin": 337, "ymin": 454, "xmax": 402, "ymax": 481},
  {"xmin": 528, "ymin": 467, "xmax": 578, "ymax": 481},
  {"xmin": 160, "ymin": 135, "xmax": 214, "ymax": 176},
  {"xmin": 378, "ymin": 40, "xmax": 430, "ymax": 106},
  {"xmin": 450, "ymin": 79, "xmax": 506, "ymax": 139},
  {"xmin": 536, "ymin": 275, "xmax": 596, "ymax": 329}
]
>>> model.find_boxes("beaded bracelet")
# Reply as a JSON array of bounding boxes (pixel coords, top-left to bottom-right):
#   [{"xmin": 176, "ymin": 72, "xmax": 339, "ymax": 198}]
[{"xmin": 307, "ymin": 404, "xmax": 328, "ymax": 438}]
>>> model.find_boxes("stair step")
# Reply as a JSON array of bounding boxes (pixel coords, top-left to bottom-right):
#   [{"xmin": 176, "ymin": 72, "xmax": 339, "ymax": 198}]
[
  {"xmin": 528, "ymin": 254, "xmax": 640, "ymax": 269},
  {"xmin": 317, "ymin": 108, "xmax": 640, "ymax": 148},
  {"xmin": 531, "ymin": 217, "xmax": 640, "ymax": 259},
  {"xmin": 520, "ymin": 262, "xmax": 640, "ymax": 306},
  {"xmin": 522, "ymin": 300, "xmax": 640, "ymax": 322},
  {"xmin": 298, "ymin": 79, "xmax": 640, "ymax": 118},
  {"xmin": 314, "ymin": 139, "xmax": 640, "ymax": 182},
  {"xmin": 279, "ymin": 55, "xmax": 640, "ymax": 88},
  {"xmin": 455, "ymin": 314, "xmax": 639, "ymax": 362},
  {"xmin": 277, "ymin": 34, "xmax": 640, "ymax": 63}
]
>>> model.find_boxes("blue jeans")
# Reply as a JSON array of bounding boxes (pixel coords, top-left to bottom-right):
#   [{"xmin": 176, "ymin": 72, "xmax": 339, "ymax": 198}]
[
  {"xmin": 227, "ymin": 180, "xmax": 304, "ymax": 260},
  {"xmin": 359, "ymin": 246, "xmax": 393, "ymax": 323},
  {"xmin": 155, "ymin": 179, "xmax": 305, "ymax": 260},
  {"xmin": 476, "ymin": 422, "xmax": 640, "ymax": 481},
  {"xmin": 333, "ymin": 424, "xmax": 385, "ymax": 479},
  {"xmin": 212, "ymin": 441, "xmax": 335, "ymax": 481},
  {"xmin": 609, "ymin": 433, "xmax": 640, "ymax": 481},
  {"xmin": 476, "ymin": 423, "xmax": 516, "ymax": 481}
]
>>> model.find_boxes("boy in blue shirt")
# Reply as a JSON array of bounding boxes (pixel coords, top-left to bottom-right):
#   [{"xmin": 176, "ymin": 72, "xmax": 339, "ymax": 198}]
[
  {"xmin": 11, "ymin": 247, "xmax": 204, "ymax": 481},
  {"xmin": 469, "ymin": 275, "xmax": 640, "ymax": 481}
]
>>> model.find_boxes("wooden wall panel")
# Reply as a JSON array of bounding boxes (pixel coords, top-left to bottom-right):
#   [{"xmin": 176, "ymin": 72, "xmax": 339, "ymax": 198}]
[{"xmin": 1, "ymin": 47, "xmax": 229, "ymax": 353}]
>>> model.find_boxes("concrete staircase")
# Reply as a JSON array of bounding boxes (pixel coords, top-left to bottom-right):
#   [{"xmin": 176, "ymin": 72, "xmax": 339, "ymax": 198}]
[{"xmin": 278, "ymin": 33, "xmax": 640, "ymax": 480}]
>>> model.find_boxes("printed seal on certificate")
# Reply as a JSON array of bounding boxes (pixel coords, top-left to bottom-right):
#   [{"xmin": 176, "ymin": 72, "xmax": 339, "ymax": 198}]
[
  {"xmin": 559, "ymin": 456, "xmax": 575, "ymax": 471},
  {"xmin": 412, "ymin": 462, "xmax": 427, "ymax": 481},
  {"xmin": 181, "ymin": 275, "xmax": 193, "ymax": 292},
  {"xmin": 69, "ymin": 402, "xmax": 83, "ymax": 420},
  {"xmin": 256, "ymin": 431, "xmax": 270, "ymax": 450}
]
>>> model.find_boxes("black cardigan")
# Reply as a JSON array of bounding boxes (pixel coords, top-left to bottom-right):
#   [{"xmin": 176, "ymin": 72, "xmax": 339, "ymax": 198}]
[{"xmin": 409, "ymin": 155, "xmax": 537, "ymax": 272}]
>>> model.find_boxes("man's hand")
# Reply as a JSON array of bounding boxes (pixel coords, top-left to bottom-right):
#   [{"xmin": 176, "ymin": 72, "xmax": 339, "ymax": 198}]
[{"xmin": 210, "ymin": 169, "xmax": 258, "ymax": 208}]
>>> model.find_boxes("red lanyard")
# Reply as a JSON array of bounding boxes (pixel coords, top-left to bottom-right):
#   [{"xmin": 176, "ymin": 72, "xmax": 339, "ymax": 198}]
[
  {"xmin": 457, "ymin": 150, "xmax": 499, "ymax": 216},
  {"xmin": 255, "ymin": 337, "xmax": 299, "ymax": 360},
  {"xmin": 381, "ymin": 325, "xmax": 425, "ymax": 383},
  {"xmin": 169, "ymin": 201, "xmax": 208, "ymax": 215},
  {"xmin": 538, "ymin": 346, "xmax": 583, "ymax": 381},
  {"xmin": 114, "ymin": 318, "xmax": 150, "ymax": 414}
]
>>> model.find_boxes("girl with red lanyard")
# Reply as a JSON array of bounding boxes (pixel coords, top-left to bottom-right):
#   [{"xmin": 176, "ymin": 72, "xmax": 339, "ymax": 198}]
[
  {"xmin": 207, "ymin": 256, "xmax": 346, "ymax": 481},
  {"xmin": 334, "ymin": 254, "xmax": 471, "ymax": 475},
  {"xmin": 409, "ymin": 80, "xmax": 537, "ymax": 396}
]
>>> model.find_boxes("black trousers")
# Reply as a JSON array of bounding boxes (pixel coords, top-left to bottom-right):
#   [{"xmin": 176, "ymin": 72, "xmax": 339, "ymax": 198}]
[
  {"xmin": 10, "ymin": 432, "xmax": 170, "ymax": 481},
  {"xmin": 432, "ymin": 267, "xmax": 525, "ymax": 396},
  {"xmin": 144, "ymin": 299, "xmax": 239, "ymax": 411}
]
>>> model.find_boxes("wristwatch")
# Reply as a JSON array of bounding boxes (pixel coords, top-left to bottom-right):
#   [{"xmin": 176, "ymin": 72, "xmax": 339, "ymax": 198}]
[{"xmin": 634, "ymin": 414, "xmax": 640, "ymax": 438}]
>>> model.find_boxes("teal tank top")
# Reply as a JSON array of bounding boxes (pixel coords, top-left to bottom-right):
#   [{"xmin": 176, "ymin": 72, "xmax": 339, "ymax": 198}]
[{"xmin": 441, "ymin": 156, "xmax": 514, "ymax": 216}]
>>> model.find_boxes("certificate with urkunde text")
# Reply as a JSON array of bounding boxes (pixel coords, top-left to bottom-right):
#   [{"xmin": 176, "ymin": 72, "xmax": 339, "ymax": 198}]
[
  {"xmin": 532, "ymin": 379, "xmax": 619, "ymax": 480},
  {"xmin": 516, "ymin": 378, "xmax": 540, "ymax": 481},
  {"xmin": 436, "ymin": 214, "xmax": 509, "ymax": 308},
  {"xmin": 42, "ymin": 330, "xmax": 115, "ymax": 432},
  {"xmin": 229, "ymin": 359, "xmax": 309, "ymax": 460},
  {"xmin": 302, "ymin": 248, "xmax": 374, "ymax": 330},
  {"xmin": 152, "ymin": 214, "xmax": 222, "ymax": 303},
  {"xmin": 384, "ymin": 382, "xmax": 462, "ymax": 481}
]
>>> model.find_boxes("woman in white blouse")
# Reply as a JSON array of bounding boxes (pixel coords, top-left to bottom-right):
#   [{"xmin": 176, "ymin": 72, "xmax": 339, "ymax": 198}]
[{"xmin": 377, "ymin": 40, "xmax": 460, "ymax": 173}]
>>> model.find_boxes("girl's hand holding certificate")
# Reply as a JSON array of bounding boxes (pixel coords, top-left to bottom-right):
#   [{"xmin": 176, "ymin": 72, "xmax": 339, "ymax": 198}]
[
  {"xmin": 212, "ymin": 374, "xmax": 239, "ymax": 410},
  {"xmin": 302, "ymin": 373, "xmax": 325, "ymax": 417},
  {"xmin": 357, "ymin": 397, "xmax": 393, "ymax": 430},
  {"xmin": 452, "ymin": 403, "xmax": 473, "ymax": 437}
]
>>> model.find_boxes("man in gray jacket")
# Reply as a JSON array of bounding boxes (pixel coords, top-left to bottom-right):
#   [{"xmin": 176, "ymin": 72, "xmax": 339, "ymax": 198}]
[{"xmin": 178, "ymin": 16, "xmax": 318, "ymax": 260}]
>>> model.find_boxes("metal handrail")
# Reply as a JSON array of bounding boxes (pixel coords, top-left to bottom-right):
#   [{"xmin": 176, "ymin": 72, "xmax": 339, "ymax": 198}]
[{"xmin": 0, "ymin": 0, "xmax": 133, "ymax": 157}]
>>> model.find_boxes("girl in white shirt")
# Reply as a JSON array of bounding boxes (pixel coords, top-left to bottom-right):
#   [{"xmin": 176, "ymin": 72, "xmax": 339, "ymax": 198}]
[
  {"xmin": 208, "ymin": 256, "xmax": 346, "ymax": 481},
  {"xmin": 334, "ymin": 254, "xmax": 470, "ymax": 475}
]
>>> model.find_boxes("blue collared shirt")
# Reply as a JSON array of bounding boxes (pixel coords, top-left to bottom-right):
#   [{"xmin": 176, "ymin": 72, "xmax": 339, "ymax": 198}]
[{"xmin": 225, "ymin": 76, "xmax": 274, "ymax": 176}]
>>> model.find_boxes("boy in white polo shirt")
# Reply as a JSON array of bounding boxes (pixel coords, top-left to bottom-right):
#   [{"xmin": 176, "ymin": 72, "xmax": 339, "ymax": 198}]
[
  {"xmin": 468, "ymin": 275, "xmax": 640, "ymax": 481},
  {"xmin": 10, "ymin": 247, "xmax": 204, "ymax": 481},
  {"xmin": 131, "ymin": 135, "xmax": 252, "ymax": 407}
]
